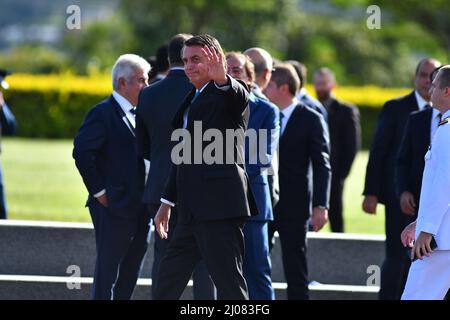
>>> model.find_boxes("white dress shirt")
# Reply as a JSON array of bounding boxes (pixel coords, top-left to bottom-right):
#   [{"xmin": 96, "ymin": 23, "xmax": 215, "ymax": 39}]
[
  {"xmin": 416, "ymin": 109, "xmax": 450, "ymax": 250},
  {"xmin": 279, "ymin": 98, "xmax": 299, "ymax": 135},
  {"xmin": 415, "ymin": 90, "xmax": 430, "ymax": 111},
  {"xmin": 112, "ymin": 90, "xmax": 136, "ymax": 129}
]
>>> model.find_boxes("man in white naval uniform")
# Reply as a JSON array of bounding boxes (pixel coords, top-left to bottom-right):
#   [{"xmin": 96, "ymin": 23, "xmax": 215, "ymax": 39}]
[{"xmin": 401, "ymin": 65, "xmax": 450, "ymax": 300}]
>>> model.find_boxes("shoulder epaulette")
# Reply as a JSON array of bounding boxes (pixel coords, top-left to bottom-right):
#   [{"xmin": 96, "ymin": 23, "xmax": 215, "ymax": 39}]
[{"xmin": 438, "ymin": 117, "xmax": 450, "ymax": 127}]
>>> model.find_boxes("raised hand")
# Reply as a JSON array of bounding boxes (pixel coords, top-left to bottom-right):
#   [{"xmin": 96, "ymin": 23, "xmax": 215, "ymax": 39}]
[{"xmin": 201, "ymin": 46, "xmax": 227, "ymax": 86}]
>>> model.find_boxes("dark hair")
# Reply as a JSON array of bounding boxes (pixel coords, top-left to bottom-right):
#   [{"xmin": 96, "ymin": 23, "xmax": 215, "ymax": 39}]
[
  {"xmin": 435, "ymin": 65, "xmax": 450, "ymax": 89},
  {"xmin": 155, "ymin": 44, "xmax": 169, "ymax": 73},
  {"xmin": 271, "ymin": 64, "xmax": 300, "ymax": 96},
  {"xmin": 168, "ymin": 33, "xmax": 193, "ymax": 66},
  {"xmin": 184, "ymin": 34, "xmax": 225, "ymax": 65},
  {"xmin": 286, "ymin": 60, "xmax": 307, "ymax": 89}
]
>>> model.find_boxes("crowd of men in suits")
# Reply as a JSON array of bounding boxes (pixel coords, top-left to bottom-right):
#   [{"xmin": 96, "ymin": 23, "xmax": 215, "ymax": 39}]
[{"xmin": 72, "ymin": 33, "xmax": 448, "ymax": 300}]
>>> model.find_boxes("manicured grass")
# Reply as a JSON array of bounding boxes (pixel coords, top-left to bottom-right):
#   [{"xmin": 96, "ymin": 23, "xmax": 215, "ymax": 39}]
[
  {"xmin": 2, "ymin": 138, "xmax": 385, "ymax": 234},
  {"xmin": 2, "ymin": 138, "xmax": 90, "ymax": 222}
]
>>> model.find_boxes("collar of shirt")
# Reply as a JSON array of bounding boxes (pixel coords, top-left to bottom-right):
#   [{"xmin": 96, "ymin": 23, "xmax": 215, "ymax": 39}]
[
  {"xmin": 112, "ymin": 91, "xmax": 136, "ymax": 129},
  {"xmin": 414, "ymin": 90, "xmax": 429, "ymax": 110},
  {"xmin": 170, "ymin": 66, "xmax": 184, "ymax": 71},
  {"xmin": 196, "ymin": 82, "xmax": 209, "ymax": 95},
  {"xmin": 297, "ymin": 88, "xmax": 308, "ymax": 99},
  {"xmin": 112, "ymin": 91, "xmax": 135, "ymax": 114},
  {"xmin": 442, "ymin": 109, "xmax": 450, "ymax": 120},
  {"xmin": 280, "ymin": 98, "xmax": 299, "ymax": 126},
  {"xmin": 432, "ymin": 108, "xmax": 441, "ymax": 119},
  {"xmin": 183, "ymin": 82, "xmax": 210, "ymax": 129}
]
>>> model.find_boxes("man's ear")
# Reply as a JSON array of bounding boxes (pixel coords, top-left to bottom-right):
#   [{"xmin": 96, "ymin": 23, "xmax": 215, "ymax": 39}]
[
  {"xmin": 444, "ymin": 87, "xmax": 450, "ymax": 97},
  {"xmin": 118, "ymin": 77, "xmax": 126, "ymax": 89},
  {"xmin": 263, "ymin": 69, "xmax": 271, "ymax": 83},
  {"xmin": 280, "ymin": 83, "xmax": 290, "ymax": 94}
]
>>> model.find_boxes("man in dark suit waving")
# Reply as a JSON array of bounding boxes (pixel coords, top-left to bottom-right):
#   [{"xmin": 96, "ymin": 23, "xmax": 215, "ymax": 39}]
[
  {"xmin": 73, "ymin": 54, "xmax": 151, "ymax": 299},
  {"xmin": 136, "ymin": 34, "xmax": 215, "ymax": 300},
  {"xmin": 362, "ymin": 58, "xmax": 441, "ymax": 300},
  {"xmin": 265, "ymin": 64, "xmax": 331, "ymax": 300},
  {"xmin": 153, "ymin": 34, "xmax": 256, "ymax": 300}
]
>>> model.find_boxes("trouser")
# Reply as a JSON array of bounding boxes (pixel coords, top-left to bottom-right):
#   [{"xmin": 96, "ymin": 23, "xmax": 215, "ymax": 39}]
[
  {"xmin": 148, "ymin": 204, "xmax": 216, "ymax": 300},
  {"xmin": 379, "ymin": 199, "xmax": 415, "ymax": 300},
  {"xmin": 269, "ymin": 219, "xmax": 308, "ymax": 300},
  {"xmin": 402, "ymin": 250, "xmax": 450, "ymax": 300},
  {"xmin": 243, "ymin": 221, "xmax": 275, "ymax": 300},
  {"xmin": 329, "ymin": 176, "xmax": 344, "ymax": 232},
  {"xmin": 153, "ymin": 216, "xmax": 248, "ymax": 300},
  {"xmin": 89, "ymin": 201, "xmax": 151, "ymax": 300}
]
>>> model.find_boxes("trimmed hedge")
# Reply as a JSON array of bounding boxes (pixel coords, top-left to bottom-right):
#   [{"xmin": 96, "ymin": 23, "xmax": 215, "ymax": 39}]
[{"xmin": 4, "ymin": 74, "xmax": 411, "ymax": 149}]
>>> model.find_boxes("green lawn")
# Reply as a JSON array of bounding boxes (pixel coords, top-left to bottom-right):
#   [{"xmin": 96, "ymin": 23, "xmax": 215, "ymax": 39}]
[{"xmin": 2, "ymin": 138, "xmax": 385, "ymax": 234}]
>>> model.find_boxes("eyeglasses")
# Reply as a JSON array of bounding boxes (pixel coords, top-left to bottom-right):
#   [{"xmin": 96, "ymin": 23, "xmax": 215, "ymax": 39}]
[{"xmin": 229, "ymin": 67, "xmax": 245, "ymax": 75}]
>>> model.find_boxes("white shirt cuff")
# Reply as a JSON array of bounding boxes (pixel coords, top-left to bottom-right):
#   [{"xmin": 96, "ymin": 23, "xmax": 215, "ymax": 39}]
[
  {"xmin": 160, "ymin": 198, "xmax": 175, "ymax": 207},
  {"xmin": 214, "ymin": 76, "xmax": 231, "ymax": 91},
  {"xmin": 93, "ymin": 189, "xmax": 106, "ymax": 198}
]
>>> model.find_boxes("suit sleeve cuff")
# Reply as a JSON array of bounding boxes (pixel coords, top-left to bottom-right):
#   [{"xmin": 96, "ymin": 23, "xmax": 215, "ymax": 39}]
[
  {"xmin": 93, "ymin": 189, "xmax": 106, "ymax": 198},
  {"xmin": 160, "ymin": 198, "xmax": 175, "ymax": 207},
  {"xmin": 214, "ymin": 75, "xmax": 231, "ymax": 91}
]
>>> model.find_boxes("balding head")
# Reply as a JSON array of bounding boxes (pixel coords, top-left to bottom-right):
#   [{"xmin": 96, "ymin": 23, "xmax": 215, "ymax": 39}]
[
  {"xmin": 313, "ymin": 67, "xmax": 336, "ymax": 102},
  {"xmin": 243, "ymin": 47, "xmax": 273, "ymax": 90},
  {"xmin": 415, "ymin": 58, "xmax": 441, "ymax": 101}
]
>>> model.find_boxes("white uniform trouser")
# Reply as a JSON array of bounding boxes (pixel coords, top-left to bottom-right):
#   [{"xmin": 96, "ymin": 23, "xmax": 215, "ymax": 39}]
[{"xmin": 401, "ymin": 250, "xmax": 450, "ymax": 300}]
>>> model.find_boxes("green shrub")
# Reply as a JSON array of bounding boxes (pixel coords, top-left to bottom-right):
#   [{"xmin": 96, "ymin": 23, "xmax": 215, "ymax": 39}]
[{"xmin": 3, "ymin": 74, "xmax": 410, "ymax": 148}]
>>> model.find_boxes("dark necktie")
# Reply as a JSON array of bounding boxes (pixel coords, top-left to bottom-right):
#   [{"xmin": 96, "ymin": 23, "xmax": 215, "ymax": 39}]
[
  {"xmin": 191, "ymin": 90, "xmax": 201, "ymax": 104},
  {"xmin": 129, "ymin": 107, "xmax": 136, "ymax": 115},
  {"xmin": 424, "ymin": 104, "xmax": 431, "ymax": 109},
  {"xmin": 279, "ymin": 112, "xmax": 285, "ymax": 135}
]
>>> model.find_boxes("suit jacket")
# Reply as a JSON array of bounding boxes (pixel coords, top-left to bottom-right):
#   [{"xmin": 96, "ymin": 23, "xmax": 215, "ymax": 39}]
[
  {"xmin": 326, "ymin": 98, "xmax": 361, "ymax": 180},
  {"xmin": 136, "ymin": 69, "xmax": 193, "ymax": 209},
  {"xmin": 73, "ymin": 95, "xmax": 145, "ymax": 219},
  {"xmin": 162, "ymin": 76, "xmax": 257, "ymax": 221},
  {"xmin": 245, "ymin": 92, "xmax": 279, "ymax": 222},
  {"xmin": 298, "ymin": 91, "xmax": 328, "ymax": 123},
  {"xmin": 275, "ymin": 104, "xmax": 331, "ymax": 222},
  {"xmin": 363, "ymin": 91, "xmax": 419, "ymax": 204},
  {"xmin": 252, "ymin": 87, "xmax": 280, "ymax": 208},
  {"xmin": 396, "ymin": 108, "xmax": 432, "ymax": 210},
  {"xmin": 0, "ymin": 103, "xmax": 17, "ymax": 153}
]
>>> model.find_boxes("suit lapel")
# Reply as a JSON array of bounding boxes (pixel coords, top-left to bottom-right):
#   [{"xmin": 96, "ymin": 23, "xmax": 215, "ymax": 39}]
[
  {"xmin": 109, "ymin": 95, "xmax": 136, "ymax": 138},
  {"xmin": 407, "ymin": 91, "xmax": 420, "ymax": 112},
  {"xmin": 281, "ymin": 104, "xmax": 303, "ymax": 142},
  {"xmin": 172, "ymin": 88, "xmax": 196, "ymax": 129}
]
